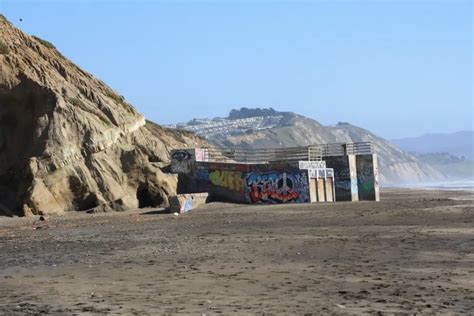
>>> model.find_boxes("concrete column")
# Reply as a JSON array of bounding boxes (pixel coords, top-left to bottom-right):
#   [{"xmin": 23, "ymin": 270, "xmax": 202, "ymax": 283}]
[
  {"xmin": 309, "ymin": 178, "xmax": 317, "ymax": 202},
  {"xmin": 348, "ymin": 154, "xmax": 359, "ymax": 201},
  {"xmin": 373, "ymin": 154, "xmax": 380, "ymax": 201},
  {"xmin": 325, "ymin": 177, "xmax": 334, "ymax": 202},
  {"xmin": 317, "ymin": 178, "xmax": 326, "ymax": 202}
]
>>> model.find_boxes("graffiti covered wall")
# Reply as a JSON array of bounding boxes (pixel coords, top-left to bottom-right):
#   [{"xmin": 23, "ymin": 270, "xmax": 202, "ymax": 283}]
[
  {"xmin": 246, "ymin": 170, "xmax": 309, "ymax": 204},
  {"xmin": 356, "ymin": 154, "xmax": 380, "ymax": 201},
  {"xmin": 323, "ymin": 155, "xmax": 358, "ymax": 201},
  {"xmin": 193, "ymin": 162, "xmax": 310, "ymax": 204}
]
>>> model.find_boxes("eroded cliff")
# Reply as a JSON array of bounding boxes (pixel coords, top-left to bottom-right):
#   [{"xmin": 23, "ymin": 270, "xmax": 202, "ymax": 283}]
[{"xmin": 0, "ymin": 16, "xmax": 207, "ymax": 216}]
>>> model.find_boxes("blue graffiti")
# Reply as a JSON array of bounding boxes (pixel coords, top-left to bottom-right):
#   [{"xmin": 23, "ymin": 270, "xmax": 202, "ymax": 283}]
[{"xmin": 196, "ymin": 168, "xmax": 210, "ymax": 181}]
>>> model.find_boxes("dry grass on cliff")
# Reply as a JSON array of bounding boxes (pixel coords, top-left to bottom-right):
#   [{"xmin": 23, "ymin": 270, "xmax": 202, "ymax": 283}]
[
  {"xmin": 32, "ymin": 35, "xmax": 56, "ymax": 49},
  {"xmin": 0, "ymin": 39, "xmax": 8, "ymax": 55}
]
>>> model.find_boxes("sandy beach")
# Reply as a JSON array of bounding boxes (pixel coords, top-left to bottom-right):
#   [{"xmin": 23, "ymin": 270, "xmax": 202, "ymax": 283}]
[{"xmin": 0, "ymin": 188, "xmax": 473, "ymax": 314}]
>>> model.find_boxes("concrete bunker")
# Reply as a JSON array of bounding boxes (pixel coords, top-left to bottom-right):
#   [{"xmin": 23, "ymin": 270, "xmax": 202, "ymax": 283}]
[{"xmin": 170, "ymin": 143, "xmax": 379, "ymax": 204}]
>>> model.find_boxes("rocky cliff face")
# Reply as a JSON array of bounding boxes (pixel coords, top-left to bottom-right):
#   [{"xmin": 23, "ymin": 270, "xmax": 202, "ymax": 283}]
[
  {"xmin": 0, "ymin": 16, "xmax": 207, "ymax": 216},
  {"xmin": 178, "ymin": 109, "xmax": 445, "ymax": 186}
]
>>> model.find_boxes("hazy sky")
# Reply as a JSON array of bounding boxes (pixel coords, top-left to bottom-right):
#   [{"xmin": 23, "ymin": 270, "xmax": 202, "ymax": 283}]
[{"xmin": 1, "ymin": 0, "xmax": 472, "ymax": 138}]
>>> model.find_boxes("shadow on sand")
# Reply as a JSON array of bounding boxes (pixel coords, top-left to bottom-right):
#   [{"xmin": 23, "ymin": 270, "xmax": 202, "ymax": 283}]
[{"xmin": 140, "ymin": 208, "xmax": 170, "ymax": 216}]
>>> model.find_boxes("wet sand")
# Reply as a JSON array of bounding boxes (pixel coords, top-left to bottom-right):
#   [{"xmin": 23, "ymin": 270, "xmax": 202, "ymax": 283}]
[{"xmin": 0, "ymin": 188, "xmax": 473, "ymax": 314}]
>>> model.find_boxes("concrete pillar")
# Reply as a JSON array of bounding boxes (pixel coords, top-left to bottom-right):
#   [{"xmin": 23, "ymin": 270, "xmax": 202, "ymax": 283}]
[
  {"xmin": 317, "ymin": 178, "xmax": 326, "ymax": 202},
  {"xmin": 309, "ymin": 179, "xmax": 317, "ymax": 202},
  {"xmin": 373, "ymin": 154, "xmax": 380, "ymax": 201},
  {"xmin": 325, "ymin": 177, "xmax": 334, "ymax": 202},
  {"xmin": 348, "ymin": 154, "xmax": 359, "ymax": 201}
]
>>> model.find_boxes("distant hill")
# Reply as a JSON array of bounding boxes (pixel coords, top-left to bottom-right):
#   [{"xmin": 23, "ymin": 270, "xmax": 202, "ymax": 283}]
[
  {"xmin": 228, "ymin": 107, "xmax": 288, "ymax": 119},
  {"xmin": 392, "ymin": 131, "xmax": 473, "ymax": 180},
  {"xmin": 392, "ymin": 131, "xmax": 474, "ymax": 160},
  {"xmin": 412, "ymin": 152, "xmax": 474, "ymax": 180},
  {"xmin": 168, "ymin": 108, "xmax": 446, "ymax": 186}
]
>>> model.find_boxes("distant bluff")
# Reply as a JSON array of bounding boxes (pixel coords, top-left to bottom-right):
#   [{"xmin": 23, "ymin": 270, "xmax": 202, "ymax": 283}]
[
  {"xmin": 0, "ymin": 16, "xmax": 207, "ymax": 216},
  {"xmin": 176, "ymin": 107, "xmax": 446, "ymax": 186}
]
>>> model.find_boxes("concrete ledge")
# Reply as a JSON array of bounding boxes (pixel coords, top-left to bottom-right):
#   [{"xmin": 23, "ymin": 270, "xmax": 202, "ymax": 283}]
[{"xmin": 169, "ymin": 193, "xmax": 209, "ymax": 214}]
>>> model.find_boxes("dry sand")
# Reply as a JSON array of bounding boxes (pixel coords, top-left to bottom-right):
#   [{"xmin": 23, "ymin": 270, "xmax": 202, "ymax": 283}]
[{"xmin": 0, "ymin": 188, "xmax": 473, "ymax": 315}]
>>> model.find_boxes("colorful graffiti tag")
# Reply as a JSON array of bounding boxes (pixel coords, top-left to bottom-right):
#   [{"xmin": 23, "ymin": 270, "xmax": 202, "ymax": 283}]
[
  {"xmin": 246, "ymin": 171, "xmax": 309, "ymax": 204},
  {"xmin": 357, "ymin": 162, "xmax": 374, "ymax": 193},
  {"xmin": 356, "ymin": 155, "xmax": 376, "ymax": 200},
  {"xmin": 209, "ymin": 170, "xmax": 245, "ymax": 193},
  {"xmin": 196, "ymin": 168, "xmax": 210, "ymax": 181},
  {"xmin": 180, "ymin": 197, "xmax": 193, "ymax": 213},
  {"xmin": 325, "ymin": 156, "xmax": 354, "ymax": 201}
]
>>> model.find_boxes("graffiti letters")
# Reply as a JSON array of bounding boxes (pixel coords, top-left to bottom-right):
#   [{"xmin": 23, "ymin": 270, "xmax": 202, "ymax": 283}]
[
  {"xmin": 246, "ymin": 171, "xmax": 309, "ymax": 204},
  {"xmin": 335, "ymin": 180, "xmax": 351, "ymax": 191},
  {"xmin": 357, "ymin": 161, "xmax": 374, "ymax": 193},
  {"xmin": 196, "ymin": 168, "xmax": 210, "ymax": 181},
  {"xmin": 299, "ymin": 161, "xmax": 326, "ymax": 169},
  {"xmin": 209, "ymin": 170, "xmax": 245, "ymax": 193}
]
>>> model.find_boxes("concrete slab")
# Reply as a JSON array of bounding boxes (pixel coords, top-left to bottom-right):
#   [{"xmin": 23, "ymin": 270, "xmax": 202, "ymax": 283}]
[{"xmin": 169, "ymin": 193, "xmax": 209, "ymax": 214}]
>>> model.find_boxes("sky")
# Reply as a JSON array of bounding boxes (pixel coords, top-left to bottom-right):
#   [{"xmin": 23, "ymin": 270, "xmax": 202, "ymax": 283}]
[{"xmin": 1, "ymin": 0, "xmax": 472, "ymax": 139}]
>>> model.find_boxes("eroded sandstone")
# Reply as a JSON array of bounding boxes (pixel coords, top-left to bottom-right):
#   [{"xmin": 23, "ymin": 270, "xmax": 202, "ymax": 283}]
[{"xmin": 0, "ymin": 16, "xmax": 207, "ymax": 216}]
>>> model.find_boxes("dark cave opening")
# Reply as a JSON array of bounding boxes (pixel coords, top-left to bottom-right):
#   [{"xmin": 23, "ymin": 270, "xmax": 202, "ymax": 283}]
[{"xmin": 136, "ymin": 185, "xmax": 164, "ymax": 208}]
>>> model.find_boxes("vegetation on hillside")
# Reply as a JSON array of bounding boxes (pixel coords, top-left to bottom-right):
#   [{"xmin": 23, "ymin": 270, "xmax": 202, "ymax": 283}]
[
  {"xmin": 66, "ymin": 97, "xmax": 86, "ymax": 108},
  {"xmin": 0, "ymin": 41, "xmax": 8, "ymax": 54},
  {"xmin": 32, "ymin": 36, "xmax": 56, "ymax": 49},
  {"xmin": 106, "ymin": 90, "xmax": 135, "ymax": 113}
]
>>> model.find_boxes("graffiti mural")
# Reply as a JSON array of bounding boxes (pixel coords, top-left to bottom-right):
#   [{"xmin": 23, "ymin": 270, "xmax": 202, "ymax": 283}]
[
  {"xmin": 335, "ymin": 180, "xmax": 351, "ymax": 191},
  {"xmin": 181, "ymin": 197, "xmax": 193, "ymax": 213},
  {"xmin": 209, "ymin": 170, "xmax": 245, "ymax": 193},
  {"xmin": 246, "ymin": 171, "xmax": 309, "ymax": 204},
  {"xmin": 171, "ymin": 149, "xmax": 195, "ymax": 173},
  {"xmin": 324, "ymin": 156, "xmax": 353, "ymax": 201},
  {"xmin": 196, "ymin": 168, "xmax": 210, "ymax": 181},
  {"xmin": 357, "ymin": 162, "xmax": 374, "ymax": 192},
  {"xmin": 171, "ymin": 150, "xmax": 191, "ymax": 162},
  {"xmin": 191, "ymin": 162, "xmax": 311, "ymax": 204},
  {"xmin": 356, "ymin": 155, "xmax": 376, "ymax": 200}
]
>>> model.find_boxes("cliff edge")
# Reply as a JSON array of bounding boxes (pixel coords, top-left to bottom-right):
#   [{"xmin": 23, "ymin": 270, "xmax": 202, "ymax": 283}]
[{"xmin": 0, "ymin": 16, "xmax": 207, "ymax": 216}]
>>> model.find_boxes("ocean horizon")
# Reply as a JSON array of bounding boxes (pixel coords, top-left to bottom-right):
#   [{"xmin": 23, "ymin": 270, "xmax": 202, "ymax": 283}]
[{"xmin": 395, "ymin": 179, "xmax": 474, "ymax": 191}]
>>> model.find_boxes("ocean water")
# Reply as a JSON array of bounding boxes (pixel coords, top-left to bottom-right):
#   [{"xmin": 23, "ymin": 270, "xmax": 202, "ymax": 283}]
[{"xmin": 397, "ymin": 179, "xmax": 474, "ymax": 191}]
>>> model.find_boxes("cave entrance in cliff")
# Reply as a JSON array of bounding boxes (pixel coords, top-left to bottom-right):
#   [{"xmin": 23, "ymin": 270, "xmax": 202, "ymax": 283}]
[
  {"xmin": 136, "ymin": 185, "xmax": 164, "ymax": 208},
  {"xmin": 137, "ymin": 186, "xmax": 154, "ymax": 208}
]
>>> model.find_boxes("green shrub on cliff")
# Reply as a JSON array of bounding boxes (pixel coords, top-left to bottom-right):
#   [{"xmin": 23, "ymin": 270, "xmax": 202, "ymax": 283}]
[
  {"xmin": 32, "ymin": 36, "xmax": 56, "ymax": 49},
  {"xmin": 0, "ymin": 41, "xmax": 9, "ymax": 54},
  {"xmin": 67, "ymin": 97, "xmax": 85, "ymax": 108}
]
